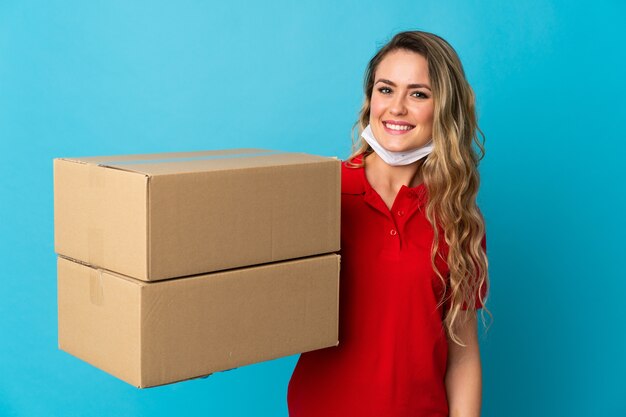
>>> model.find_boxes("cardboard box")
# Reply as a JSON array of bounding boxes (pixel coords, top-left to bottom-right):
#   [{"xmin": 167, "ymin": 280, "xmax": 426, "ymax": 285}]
[
  {"xmin": 54, "ymin": 149, "xmax": 340, "ymax": 281},
  {"xmin": 57, "ymin": 253, "xmax": 340, "ymax": 388}
]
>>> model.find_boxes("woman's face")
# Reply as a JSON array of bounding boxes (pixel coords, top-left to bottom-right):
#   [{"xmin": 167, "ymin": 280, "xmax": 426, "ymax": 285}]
[{"xmin": 369, "ymin": 49, "xmax": 434, "ymax": 153}]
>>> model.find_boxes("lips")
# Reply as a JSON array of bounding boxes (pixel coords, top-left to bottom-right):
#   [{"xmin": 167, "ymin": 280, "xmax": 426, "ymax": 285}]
[{"xmin": 382, "ymin": 120, "xmax": 415, "ymax": 133}]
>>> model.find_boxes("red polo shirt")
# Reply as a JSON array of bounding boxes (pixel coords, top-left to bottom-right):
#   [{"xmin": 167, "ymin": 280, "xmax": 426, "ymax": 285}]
[{"xmin": 287, "ymin": 155, "xmax": 487, "ymax": 417}]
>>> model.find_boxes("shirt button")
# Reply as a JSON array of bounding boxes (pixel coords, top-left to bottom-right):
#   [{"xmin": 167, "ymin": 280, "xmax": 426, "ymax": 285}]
[
  {"xmin": 397, "ymin": 210, "xmax": 405, "ymax": 217},
  {"xmin": 389, "ymin": 229, "xmax": 397, "ymax": 236}
]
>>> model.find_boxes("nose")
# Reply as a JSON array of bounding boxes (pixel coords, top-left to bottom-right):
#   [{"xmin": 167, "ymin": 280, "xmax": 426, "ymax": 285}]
[{"xmin": 389, "ymin": 94, "xmax": 407, "ymax": 116}]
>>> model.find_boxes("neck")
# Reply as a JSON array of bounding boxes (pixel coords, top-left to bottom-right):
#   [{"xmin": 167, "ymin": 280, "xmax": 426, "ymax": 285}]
[{"xmin": 364, "ymin": 152, "xmax": 424, "ymax": 190}]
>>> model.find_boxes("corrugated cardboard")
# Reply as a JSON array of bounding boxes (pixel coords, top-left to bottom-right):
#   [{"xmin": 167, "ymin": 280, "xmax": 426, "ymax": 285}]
[
  {"xmin": 54, "ymin": 149, "xmax": 340, "ymax": 281},
  {"xmin": 57, "ymin": 253, "xmax": 340, "ymax": 388}
]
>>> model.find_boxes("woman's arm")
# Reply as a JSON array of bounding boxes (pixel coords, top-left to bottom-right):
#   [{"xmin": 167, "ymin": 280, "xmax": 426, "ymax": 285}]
[{"xmin": 444, "ymin": 310, "xmax": 482, "ymax": 417}]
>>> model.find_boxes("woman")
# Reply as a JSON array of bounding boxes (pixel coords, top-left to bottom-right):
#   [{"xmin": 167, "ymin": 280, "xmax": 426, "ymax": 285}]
[{"xmin": 288, "ymin": 30, "xmax": 490, "ymax": 417}]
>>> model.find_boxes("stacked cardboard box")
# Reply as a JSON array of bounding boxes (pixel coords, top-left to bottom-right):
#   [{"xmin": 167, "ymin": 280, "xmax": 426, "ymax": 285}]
[{"xmin": 54, "ymin": 149, "xmax": 341, "ymax": 388}]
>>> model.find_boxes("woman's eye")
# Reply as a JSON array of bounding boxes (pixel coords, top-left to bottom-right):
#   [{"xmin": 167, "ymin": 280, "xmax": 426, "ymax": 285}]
[
  {"xmin": 411, "ymin": 91, "xmax": 429, "ymax": 99},
  {"xmin": 378, "ymin": 87, "xmax": 392, "ymax": 94}
]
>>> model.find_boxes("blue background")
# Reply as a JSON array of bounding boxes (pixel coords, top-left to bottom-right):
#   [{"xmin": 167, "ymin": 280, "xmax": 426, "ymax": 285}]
[{"xmin": 1, "ymin": 0, "xmax": 625, "ymax": 416}]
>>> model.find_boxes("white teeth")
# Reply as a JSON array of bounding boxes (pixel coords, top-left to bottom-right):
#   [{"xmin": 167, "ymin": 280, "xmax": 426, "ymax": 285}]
[{"xmin": 385, "ymin": 123, "xmax": 413, "ymax": 131}]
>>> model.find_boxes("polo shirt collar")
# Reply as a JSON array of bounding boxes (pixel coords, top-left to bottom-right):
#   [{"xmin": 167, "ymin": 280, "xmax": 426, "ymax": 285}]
[{"xmin": 342, "ymin": 154, "xmax": 428, "ymax": 209}]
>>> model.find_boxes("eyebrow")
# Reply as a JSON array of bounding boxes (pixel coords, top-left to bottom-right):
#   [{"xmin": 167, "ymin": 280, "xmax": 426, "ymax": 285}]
[{"xmin": 375, "ymin": 78, "xmax": 432, "ymax": 91}]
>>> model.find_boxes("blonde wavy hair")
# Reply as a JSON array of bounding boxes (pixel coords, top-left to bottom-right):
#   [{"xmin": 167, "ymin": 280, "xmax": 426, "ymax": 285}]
[{"xmin": 347, "ymin": 30, "xmax": 491, "ymax": 346}]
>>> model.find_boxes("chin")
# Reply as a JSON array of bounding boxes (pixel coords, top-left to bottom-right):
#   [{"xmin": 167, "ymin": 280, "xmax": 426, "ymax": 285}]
[
  {"xmin": 378, "ymin": 138, "xmax": 419, "ymax": 153},
  {"xmin": 381, "ymin": 144, "xmax": 410, "ymax": 153}
]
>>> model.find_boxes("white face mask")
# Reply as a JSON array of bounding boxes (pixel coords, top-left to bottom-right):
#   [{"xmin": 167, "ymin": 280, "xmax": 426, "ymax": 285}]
[{"xmin": 361, "ymin": 124, "xmax": 434, "ymax": 166}]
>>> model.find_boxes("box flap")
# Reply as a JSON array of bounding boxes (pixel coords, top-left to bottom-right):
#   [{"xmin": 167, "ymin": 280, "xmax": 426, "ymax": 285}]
[
  {"xmin": 56, "ymin": 148, "xmax": 271, "ymax": 165},
  {"xmin": 98, "ymin": 151, "xmax": 335, "ymax": 176},
  {"xmin": 57, "ymin": 149, "xmax": 333, "ymax": 176}
]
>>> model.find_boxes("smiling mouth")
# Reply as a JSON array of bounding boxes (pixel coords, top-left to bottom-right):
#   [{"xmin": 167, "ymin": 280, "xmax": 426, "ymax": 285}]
[{"xmin": 383, "ymin": 121, "xmax": 415, "ymax": 132}]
